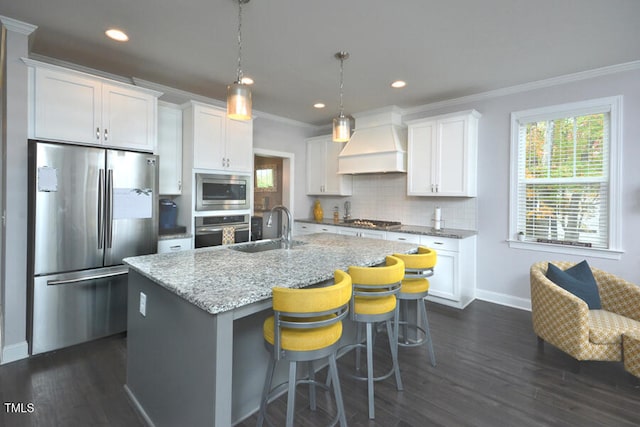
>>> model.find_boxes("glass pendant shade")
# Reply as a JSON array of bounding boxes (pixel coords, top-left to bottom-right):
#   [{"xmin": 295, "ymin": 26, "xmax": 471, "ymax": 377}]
[
  {"xmin": 333, "ymin": 114, "xmax": 351, "ymax": 142},
  {"xmin": 227, "ymin": 82, "xmax": 252, "ymax": 121}
]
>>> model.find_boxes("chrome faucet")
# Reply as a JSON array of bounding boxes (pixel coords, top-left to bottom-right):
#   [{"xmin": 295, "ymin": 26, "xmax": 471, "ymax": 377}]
[{"xmin": 267, "ymin": 205, "xmax": 293, "ymax": 249}]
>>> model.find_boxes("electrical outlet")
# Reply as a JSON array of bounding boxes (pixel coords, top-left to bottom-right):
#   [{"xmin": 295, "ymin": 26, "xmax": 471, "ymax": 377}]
[{"xmin": 139, "ymin": 292, "xmax": 147, "ymax": 316}]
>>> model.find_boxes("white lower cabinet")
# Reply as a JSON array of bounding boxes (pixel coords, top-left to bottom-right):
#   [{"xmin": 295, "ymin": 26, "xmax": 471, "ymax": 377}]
[
  {"xmin": 386, "ymin": 231, "xmax": 421, "ymax": 244},
  {"xmin": 420, "ymin": 235, "xmax": 476, "ymax": 309},
  {"xmin": 338, "ymin": 227, "xmax": 386, "ymax": 239},
  {"xmin": 293, "ymin": 222, "xmax": 316, "ymax": 236},
  {"xmin": 157, "ymin": 237, "xmax": 192, "ymax": 253},
  {"xmin": 293, "ymin": 222, "xmax": 338, "ymax": 236},
  {"xmin": 292, "ymin": 221, "xmax": 476, "ymax": 309},
  {"xmin": 315, "ymin": 224, "xmax": 338, "ymax": 234}
]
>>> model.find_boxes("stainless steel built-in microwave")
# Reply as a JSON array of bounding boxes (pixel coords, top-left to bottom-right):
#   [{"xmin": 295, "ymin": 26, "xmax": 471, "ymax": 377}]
[{"xmin": 195, "ymin": 173, "xmax": 251, "ymax": 211}]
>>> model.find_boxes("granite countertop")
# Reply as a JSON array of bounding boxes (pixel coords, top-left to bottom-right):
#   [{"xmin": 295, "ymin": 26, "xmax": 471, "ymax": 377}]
[
  {"xmin": 158, "ymin": 233, "xmax": 192, "ymax": 240},
  {"xmin": 124, "ymin": 233, "xmax": 418, "ymax": 316},
  {"xmin": 296, "ymin": 218, "xmax": 477, "ymax": 239}
]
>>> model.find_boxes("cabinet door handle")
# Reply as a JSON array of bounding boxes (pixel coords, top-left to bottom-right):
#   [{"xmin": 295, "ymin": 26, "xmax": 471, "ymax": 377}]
[
  {"xmin": 96, "ymin": 127, "xmax": 100, "ymax": 140},
  {"xmin": 432, "ymin": 241, "xmax": 444, "ymax": 245},
  {"xmin": 178, "ymin": 180, "xmax": 182, "ymax": 191},
  {"xmin": 398, "ymin": 237, "xmax": 407, "ymax": 241},
  {"xmin": 104, "ymin": 128, "xmax": 108, "ymax": 141},
  {"xmin": 169, "ymin": 245, "xmax": 182, "ymax": 250}
]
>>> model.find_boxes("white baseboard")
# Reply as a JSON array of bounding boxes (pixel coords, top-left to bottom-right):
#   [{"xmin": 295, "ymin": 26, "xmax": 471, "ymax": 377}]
[
  {"xmin": 475, "ymin": 289, "xmax": 531, "ymax": 312},
  {"xmin": 1, "ymin": 340, "xmax": 29, "ymax": 365}
]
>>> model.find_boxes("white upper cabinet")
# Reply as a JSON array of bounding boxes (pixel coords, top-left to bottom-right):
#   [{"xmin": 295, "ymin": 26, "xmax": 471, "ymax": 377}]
[
  {"xmin": 101, "ymin": 83, "xmax": 157, "ymax": 151},
  {"xmin": 225, "ymin": 117, "xmax": 253, "ymax": 173},
  {"xmin": 184, "ymin": 101, "xmax": 252, "ymax": 173},
  {"xmin": 28, "ymin": 60, "xmax": 159, "ymax": 152},
  {"xmin": 157, "ymin": 102, "xmax": 183, "ymax": 195},
  {"xmin": 407, "ymin": 110, "xmax": 480, "ymax": 197},
  {"xmin": 306, "ymin": 135, "xmax": 352, "ymax": 196}
]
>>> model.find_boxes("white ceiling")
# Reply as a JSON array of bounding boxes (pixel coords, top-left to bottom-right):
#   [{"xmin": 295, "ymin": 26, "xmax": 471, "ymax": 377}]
[{"xmin": 2, "ymin": 0, "xmax": 640, "ymax": 125}]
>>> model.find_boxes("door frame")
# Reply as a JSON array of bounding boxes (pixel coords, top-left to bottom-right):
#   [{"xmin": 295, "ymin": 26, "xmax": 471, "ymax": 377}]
[{"xmin": 253, "ymin": 148, "xmax": 295, "ymax": 219}]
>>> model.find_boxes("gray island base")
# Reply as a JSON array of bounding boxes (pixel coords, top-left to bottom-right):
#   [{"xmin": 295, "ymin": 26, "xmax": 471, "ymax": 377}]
[{"xmin": 123, "ymin": 233, "xmax": 418, "ymax": 426}]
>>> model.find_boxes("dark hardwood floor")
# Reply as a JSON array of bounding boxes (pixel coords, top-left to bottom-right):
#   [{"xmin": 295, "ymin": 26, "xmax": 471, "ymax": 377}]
[{"xmin": 2, "ymin": 300, "xmax": 639, "ymax": 426}]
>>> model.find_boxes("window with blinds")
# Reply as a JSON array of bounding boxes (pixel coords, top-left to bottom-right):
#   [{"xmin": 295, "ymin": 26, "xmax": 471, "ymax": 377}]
[{"xmin": 510, "ymin": 97, "xmax": 622, "ymax": 253}]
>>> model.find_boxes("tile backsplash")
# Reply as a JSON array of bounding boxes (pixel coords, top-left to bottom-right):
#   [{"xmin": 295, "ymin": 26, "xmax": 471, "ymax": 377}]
[{"xmin": 310, "ymin": 173, "xmax": 477, "ymax": 231}]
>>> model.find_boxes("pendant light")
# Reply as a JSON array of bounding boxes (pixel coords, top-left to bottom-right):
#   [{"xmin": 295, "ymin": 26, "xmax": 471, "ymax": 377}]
[
  {"xmin": 332, "ymin": 51, "xmax": 351, "ymax": 142},
  {"xmin": 227, "ymin": 0, "xmax": 252, "ymax": 121}
]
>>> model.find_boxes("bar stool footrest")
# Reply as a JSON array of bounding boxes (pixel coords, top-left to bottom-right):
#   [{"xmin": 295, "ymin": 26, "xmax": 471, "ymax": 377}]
[
  {"xmin": 337, "ymin": 342, "xmax": 398, "ymax": 383},
  {"xmin": 398, "ymin": 322, "xmax": 430, "ymax": 348}
]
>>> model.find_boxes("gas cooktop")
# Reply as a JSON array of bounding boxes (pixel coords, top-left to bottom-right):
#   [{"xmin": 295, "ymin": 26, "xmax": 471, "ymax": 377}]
[{"xmin": 342, "ymin": 219, "xmax": 402, "ymax": 230}]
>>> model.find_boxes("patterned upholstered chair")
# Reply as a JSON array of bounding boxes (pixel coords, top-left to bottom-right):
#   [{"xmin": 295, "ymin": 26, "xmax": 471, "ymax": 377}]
[{"xmin": 530, "ymin": 261, "xmax": 640, "ymax": 375}]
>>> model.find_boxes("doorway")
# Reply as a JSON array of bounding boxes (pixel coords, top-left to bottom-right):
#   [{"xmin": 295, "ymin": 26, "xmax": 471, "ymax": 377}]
[{"xmin": 252, "ymin": 149, "xmax": 294, "ymax": 240}]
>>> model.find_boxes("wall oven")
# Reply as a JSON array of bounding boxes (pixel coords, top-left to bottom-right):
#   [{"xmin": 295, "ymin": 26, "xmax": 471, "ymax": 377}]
[
  {"xmin": 195, "ymin": 214, "xmax": 250, "ymax": 248},
  {"xmin": 196, "ymin": 173, "xmax": 251, "ymax": 211}
]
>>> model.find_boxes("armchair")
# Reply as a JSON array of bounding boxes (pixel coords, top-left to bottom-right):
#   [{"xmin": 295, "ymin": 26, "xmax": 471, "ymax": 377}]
[{"xmin": 530, "ymin": 261, "xmax": 640, "ymax": 365}]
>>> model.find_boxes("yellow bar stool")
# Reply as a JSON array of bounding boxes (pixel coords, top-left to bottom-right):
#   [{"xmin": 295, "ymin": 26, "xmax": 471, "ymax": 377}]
[
  {"xmin": 257, "ymin": 270, "xmax": 352, "ymax": 427},
  {"xmin": 345, "ymin": 255, "xmax": 405, "ymax": 420},
  {"xmin": 393, "ymin": 247, "xmax": 437, "ymax": 367}
]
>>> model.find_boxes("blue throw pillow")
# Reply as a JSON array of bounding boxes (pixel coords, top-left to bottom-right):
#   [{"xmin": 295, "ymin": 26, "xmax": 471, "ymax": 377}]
[{"xmin": 546, "ymin": 261, "xmax": 602, "ymax": 309}]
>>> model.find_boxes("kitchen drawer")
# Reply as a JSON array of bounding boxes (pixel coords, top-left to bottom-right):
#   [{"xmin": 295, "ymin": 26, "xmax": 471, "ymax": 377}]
[
  {"xmin": 293, "ymin": 222, "xmax": 338, "ymax": 235},
  {"xmin": 420, "ymin": 235, "xmax": 460, "ymax": 252},
  {"xmin": 385, "ymin": 231, "xmax": 420, "ymax": 244},
  {"xmin": 316, "ymin": 224, "xmax": 338, "ymax": 233},
  {"xmin": 338, "ymin": 227, "xmax": 386, "ymax": 239},
  {"xmin": 293, "ymin": 222, "xmax": 315, "ymax": 235},
  {"xmin": 158, "ymin": 237, "xmax": 192, "ymax": 253}
]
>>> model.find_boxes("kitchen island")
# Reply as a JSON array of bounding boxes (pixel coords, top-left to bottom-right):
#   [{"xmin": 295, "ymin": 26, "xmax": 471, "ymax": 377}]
[{"xmin": 123, "ymin": 233, "xmax": 418, "ymax": 427}]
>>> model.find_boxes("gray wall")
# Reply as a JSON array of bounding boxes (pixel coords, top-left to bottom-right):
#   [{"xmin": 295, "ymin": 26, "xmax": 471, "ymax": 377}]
[
  {"xmin": 403, "ymin": 67, "xmax": 640, "ymax": 309},
  {"xmin": 252, "ymin": 115, "xmax": 316, "ymax": 220}
]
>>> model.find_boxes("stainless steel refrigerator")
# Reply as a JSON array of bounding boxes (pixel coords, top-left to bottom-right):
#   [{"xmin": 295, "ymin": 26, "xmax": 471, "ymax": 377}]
[{"xmin": 27, "ymin": 140, "xmax": 158, "ymax": 354}]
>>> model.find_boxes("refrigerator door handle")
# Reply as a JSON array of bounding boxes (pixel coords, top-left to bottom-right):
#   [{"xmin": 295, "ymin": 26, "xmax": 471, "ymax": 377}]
[
  {"xmin": 98, "ymin": 168, "xmax": 105, "ymax": 249},
  {"xmin": 46, "ymin": 269, "xmax": 128, "ymax": 286},
  {"xmin": 106, "ymin": 169, "xmax": 114, "ymax": 248}
]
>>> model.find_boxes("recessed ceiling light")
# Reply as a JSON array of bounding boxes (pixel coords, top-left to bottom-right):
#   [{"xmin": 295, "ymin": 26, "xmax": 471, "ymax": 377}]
[
  {"xmin": 391, "ymin": 80, "xmax": 406, "ymax": 89},
  {"xmin": 241, "ymin": 76, "xmax": 254, "ymax": 85},
  {"xmin": 105, "ymin": 28, "xmax": 129, "ymax": 42},
  {"xmin": 313, "ymin": 102, "xmax": 326, "ymax": 109}
]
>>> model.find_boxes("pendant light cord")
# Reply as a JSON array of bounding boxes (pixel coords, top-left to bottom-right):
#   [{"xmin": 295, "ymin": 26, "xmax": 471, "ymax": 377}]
[
  {"xmin": 339, "ymin": 55, "xmax": 344, "ymax": 116},
  {"xmin": 236, "ymin": 0, "xmax": 244, "ymax": 83},
  {"xmin": 335, "ymin": 51, "xmax": 349, "ymax": 117}
]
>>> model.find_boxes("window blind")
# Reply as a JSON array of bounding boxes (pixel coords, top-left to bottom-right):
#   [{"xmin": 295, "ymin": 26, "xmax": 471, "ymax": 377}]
[{"xmin": 516, "ymin": 113, "xmax": 610, "ymax": 249}]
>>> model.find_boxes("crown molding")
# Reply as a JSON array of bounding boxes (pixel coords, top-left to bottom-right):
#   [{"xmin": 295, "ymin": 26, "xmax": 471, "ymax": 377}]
[
  {"xmin": 27, "ymin": 53, "xmax": 134, "ymax": 84},
  {"xmin": 0, "ymin": 16, "xmax": 37, "ymax": 35},
  {"xmin": 132, "ymin": 77, "xmax": 314, "ymax": 129},
  {"xmin": 403, "ymin": 60, "xmax": 640, "ymax": 116}
]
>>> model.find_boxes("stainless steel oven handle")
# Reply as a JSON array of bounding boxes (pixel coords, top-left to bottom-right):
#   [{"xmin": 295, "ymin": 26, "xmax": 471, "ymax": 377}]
[
  {"xmin": 196, "ymin": 224, "xmax": 250, "ymax": 234},
  {"xmin": 47, "ymin": 270, "xmax": 128, "ymax": 286},
  {"xmin": 196, "ymin": 227, "xmax": 224, "ymax": 234}
]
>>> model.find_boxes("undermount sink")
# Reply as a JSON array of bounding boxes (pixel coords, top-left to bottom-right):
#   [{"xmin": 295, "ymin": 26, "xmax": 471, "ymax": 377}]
[{"xmin": 229, "ymin": 239, "xmax": 306, "ymax": 253}]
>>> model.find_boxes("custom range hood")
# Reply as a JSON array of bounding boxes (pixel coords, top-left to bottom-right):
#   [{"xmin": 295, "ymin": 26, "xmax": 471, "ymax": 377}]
[{"xmin": 338, "ymin": 106, "xmax": 407, "ymax": 174}]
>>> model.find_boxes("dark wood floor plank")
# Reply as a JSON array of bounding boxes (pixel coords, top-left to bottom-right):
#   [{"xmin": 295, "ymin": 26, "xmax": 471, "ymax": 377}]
[{"xmin": 2, "ymin": 300, "xmax": 639, "ymax": 427}]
